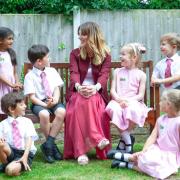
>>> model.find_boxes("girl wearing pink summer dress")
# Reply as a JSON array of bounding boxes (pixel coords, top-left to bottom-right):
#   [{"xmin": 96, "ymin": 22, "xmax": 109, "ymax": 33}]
[
  {"xmin": 107, "ymin": 89, "xmax": 180, "ymax": 180},
  {"xmin": 105, "ymin": 43, "xmax": 150, "ymax": 154},
  {"xmin": 0, "ymin": 27, "xmax": 23, "ymax": 117}
]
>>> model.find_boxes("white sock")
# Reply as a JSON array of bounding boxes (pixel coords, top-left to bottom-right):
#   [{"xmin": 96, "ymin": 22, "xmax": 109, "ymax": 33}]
[
  {"xmin": 119, "ymin": 162, "xmax": 126, "ymax": 167},
  {"xmin": 118, "ymin": 162, "xmax": 134, "ymax": 169},
  {"xmin": 127, "ymin": 162, "xmax": 134, "ymax": 169},
  {"xmin": 114, "ymin": 152, "xmax": 131, "ymax": 162},
  {"xmin": 118, "ymin": 136, "xmax": 125, "ymax": 150},
  {"xmin": 121, "ymin": 131, "xmax": 132, "ymax": 152}
]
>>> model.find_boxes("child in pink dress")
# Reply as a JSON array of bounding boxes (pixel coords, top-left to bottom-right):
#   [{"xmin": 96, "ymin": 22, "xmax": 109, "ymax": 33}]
[
  {"xmin": 0, "ymin": 27, "xmax": 23, "ymax": 116},
  {"xmin": 107, "ymin": 89, "xmax": 180, "ymax": 180},
  {"xmin": 105, "ymin": 43, "xmax": 150, "ymax": 153}
]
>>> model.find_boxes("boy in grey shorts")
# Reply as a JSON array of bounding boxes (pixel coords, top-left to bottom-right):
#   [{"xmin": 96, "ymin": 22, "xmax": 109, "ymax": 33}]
[{"xmin": 24, "ymin": 44, "xmax": 65, "ymax": 163}]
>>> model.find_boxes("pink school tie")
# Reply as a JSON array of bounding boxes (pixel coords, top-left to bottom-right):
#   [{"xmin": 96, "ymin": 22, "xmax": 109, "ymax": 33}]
[
  {"xmin": 164, "ymin": 59, "xmax": 172, "ymax": 87},
  {"xmin": 40, "ymin": 71, "xmax": 52, "ymax": 98},
  {"xmin": 12, "ymin": 120, "xmax": 22, "ymax": 149}
]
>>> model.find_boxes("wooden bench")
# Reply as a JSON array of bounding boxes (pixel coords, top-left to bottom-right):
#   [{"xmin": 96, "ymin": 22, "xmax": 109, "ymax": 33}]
[{"xmin": 23, "ymin": 60, "xmax": 160, "ymax": 130}]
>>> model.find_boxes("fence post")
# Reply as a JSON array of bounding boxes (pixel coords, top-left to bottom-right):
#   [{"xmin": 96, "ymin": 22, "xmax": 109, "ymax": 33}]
[{"xmin": 73, "ymin": 7, "xmax": 81, "ymax": 49}]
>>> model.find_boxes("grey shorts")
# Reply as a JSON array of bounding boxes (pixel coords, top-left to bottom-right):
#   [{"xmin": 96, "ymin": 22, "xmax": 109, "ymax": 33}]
[{"xmin": 31, "ymin": 100, "xmax": 65, "ymax": 116}]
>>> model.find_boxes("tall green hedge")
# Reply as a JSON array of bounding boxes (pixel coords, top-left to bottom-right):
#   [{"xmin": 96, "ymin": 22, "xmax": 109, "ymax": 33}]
[{"xmin": 0, "ymin": 0, "xmax": 179, "ymax": 15}]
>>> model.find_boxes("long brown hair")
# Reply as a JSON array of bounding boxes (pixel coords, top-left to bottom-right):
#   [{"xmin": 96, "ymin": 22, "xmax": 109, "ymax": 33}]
[{"xmin": 78, "ymin": 22, "xmax": 110, "ymax": 65}]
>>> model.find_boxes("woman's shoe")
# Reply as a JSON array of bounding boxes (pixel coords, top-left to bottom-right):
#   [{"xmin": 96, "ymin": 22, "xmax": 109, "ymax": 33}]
[
  {"xmin": 97, "ymin": 139, "xmax": 110, "ymax": 150},
  {"xmin": 77, "ymin": 154, "xmax": 89, "ymax": 165}
]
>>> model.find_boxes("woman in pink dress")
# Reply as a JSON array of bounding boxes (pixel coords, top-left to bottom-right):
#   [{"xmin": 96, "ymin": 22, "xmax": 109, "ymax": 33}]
[
  {"xmin": 0, "ymin": 27, "xmax": 23, "ymax": 118},
  {"xmin": 64, "ymin": 22, "xmax": 111, "ymax": 165},
  {"xmin": 105, "ymin": 43, "xmax": 150, "ymax": 153},
  {"xmin": 107, "ymin": 89, "xmax": 180, "ymax": 180}
]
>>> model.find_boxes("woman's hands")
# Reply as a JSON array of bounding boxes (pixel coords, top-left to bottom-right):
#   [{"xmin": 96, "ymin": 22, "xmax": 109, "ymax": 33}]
[{"xmin": 77, "ymin": 85, "xmax": 97, "ymax": 98}]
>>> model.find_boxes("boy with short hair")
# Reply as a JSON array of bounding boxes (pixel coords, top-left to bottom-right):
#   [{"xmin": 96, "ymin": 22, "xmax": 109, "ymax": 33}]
[
  {"xmin": 24, "ymin": 44, "xmax": 65, "ymax": 163},
  {"xmin": 0, "ymin": 92, "xmax": 38, "ymax": 176},
  {"xmin": 151, "ymin": 33, "xmax": 180, "ymax": 89}
]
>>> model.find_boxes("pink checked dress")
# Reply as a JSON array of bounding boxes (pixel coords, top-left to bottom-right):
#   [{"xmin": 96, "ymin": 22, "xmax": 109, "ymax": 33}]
[
  {"xmin": 0, "ymin": 51, "xmax": 15, "ymax": 114},
  {"xmin": 105, "ymin": 67, "xmax": 150, "ymax": 130},
  {"xmin": 138, "ymin": 115, "xmax": 180, "ymax": 179}
]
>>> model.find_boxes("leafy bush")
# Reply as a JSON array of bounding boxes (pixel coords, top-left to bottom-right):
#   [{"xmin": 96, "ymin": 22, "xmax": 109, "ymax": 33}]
[{"xmin": 0, "ymin": 0, "xmax": 179, "ymax": 15}]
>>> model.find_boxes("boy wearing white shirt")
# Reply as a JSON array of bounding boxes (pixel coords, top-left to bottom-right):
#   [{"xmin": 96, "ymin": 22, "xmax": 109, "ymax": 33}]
[
  {"xmin": 151, "ymin": 33, "xmax": 180, "ymax": 89},
  {"xmin": 24, "ymin": 45, "xmax": 65, "ymax": 163},
  {"xmin": 0, "ymin": 92, "xmax": 38, "ymax": 176}
]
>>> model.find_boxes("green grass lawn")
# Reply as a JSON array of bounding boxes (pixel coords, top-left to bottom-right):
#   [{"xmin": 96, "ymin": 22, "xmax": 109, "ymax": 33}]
[{"xmin": 0, "ymin": 143, "xmax": 179, "ymax": 180}]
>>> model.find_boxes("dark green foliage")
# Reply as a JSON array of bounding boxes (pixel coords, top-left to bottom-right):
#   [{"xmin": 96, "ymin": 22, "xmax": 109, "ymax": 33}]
[{"xmin": 0, "ymin": 0, "xmax": 179, "ymax": 15}]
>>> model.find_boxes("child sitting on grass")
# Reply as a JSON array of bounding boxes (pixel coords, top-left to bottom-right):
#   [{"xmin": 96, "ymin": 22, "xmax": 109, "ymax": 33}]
[
  {"xmin": 107, "ymin": 89, "xmax": 180, "ymax": 180},
  {"xmin": 0, "ymin": 92, "xmax": 38, "ymax": 176}
]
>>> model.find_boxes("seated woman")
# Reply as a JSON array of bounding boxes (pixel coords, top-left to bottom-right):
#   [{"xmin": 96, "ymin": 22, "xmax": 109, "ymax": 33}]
[{"xmin": 64, "ymin": 21, "xmax": 111, "ymax": 165}]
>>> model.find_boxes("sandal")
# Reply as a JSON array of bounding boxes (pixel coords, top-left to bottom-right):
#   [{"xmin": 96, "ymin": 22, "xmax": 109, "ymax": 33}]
[
  {"xmin": 97, "ymin": 139, "xmax": 110, "ymax": 150},
  {"xmin": 77, "ymin": 154, "xmax": 89, "ymax": 165}
]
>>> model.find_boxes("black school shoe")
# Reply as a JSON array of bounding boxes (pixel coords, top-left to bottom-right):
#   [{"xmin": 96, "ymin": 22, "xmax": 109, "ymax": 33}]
[
  {"xmin": 40, "ymin": 143, "xmax": 55, "ymax": 163},
  {"xmin": 111, "ymin": 160, "xmax": 129, "ymax": 169},
  {"xmin": 116, "ymin": 135, "xmax": 135, "ymax": 154},
  {"xmin": 52, "ymin": 143, "xmax": 63, "ymax": 160},
  {"xmin": 107, "ymin": 149, "xmax": 121, "ymax": 159}
]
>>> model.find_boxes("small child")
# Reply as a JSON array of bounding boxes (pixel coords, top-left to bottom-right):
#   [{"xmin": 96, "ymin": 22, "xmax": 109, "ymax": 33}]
[
  {"xmin": 107, "ymin": 89, "xmax": 180, "ymax": 180},
  {"xmin": 24, "ymin": 44, "xmax": 65, "ymax": 163},
  {"xmin": 0, "ymin": 27, "xmax": 23, "ymax": 116},
  {"xmin": 151, "ymin": 32, "xmax": 180, "ymax": 89},
  {"xmin": 0, "ymin": 92, "xmax": 38, "ymax": 176},
  {"xmin": 105, "ymin": 43, "xmax": 150, "ymax": 153}
]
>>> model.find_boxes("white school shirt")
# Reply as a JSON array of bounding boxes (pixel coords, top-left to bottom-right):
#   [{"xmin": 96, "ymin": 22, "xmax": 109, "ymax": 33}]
[
  {"xmin": 24, "ymin": 66, "xmax": 64, "ymax": 100},
  {"xmin": 152, "ymin": 53, "xmax": 180, "ymax": 89},
  {"xmin": 0, "ymin": 116, "xmax": 38, "ymax": 155}
]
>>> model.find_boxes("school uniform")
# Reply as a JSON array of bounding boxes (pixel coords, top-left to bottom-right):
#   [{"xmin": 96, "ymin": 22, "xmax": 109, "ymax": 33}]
[
  {"xmin": 152, "ymin": 53, "xmax": 180, "ymax": 89},
  {"xmin": 138, "ymin": 114, "xmax": 180, "ymax": 179},
  {"xmin": 0, "ymin": 116, "xmax": 38, "ymax": 170},
  {"xmin": 105, "ymin": 68, "xmax": 151, "ymax": 130},
  {"xmin": 0, "ymin": 51, "xmax": 15, "ymax": 114},
  {"xmin": 24, "ymin": 66, "xmax": 64, "ymax": 115}
]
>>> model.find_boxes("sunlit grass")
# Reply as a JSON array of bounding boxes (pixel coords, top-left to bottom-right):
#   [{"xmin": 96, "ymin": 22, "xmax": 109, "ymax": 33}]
[{"xmin": 0, "ymin": 143, "xmax": 179, "ymax": 180}]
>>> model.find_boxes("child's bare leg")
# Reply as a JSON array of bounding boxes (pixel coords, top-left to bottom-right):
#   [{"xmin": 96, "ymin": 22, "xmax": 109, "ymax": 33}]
[
  {"xmin": 0, "ymin": 140, "xmax": 11, "ymax": 164},
  {"xmin": 5, "ymin": 161, "xmax": 22, "ymax": 176},
  {"xmin": 132, "ymin": 165, "xmax": 142, "ymax": 172},
  {"xmin": 49, "ymin": 107, "xmax": 65, "ymax": 137},
  {"xmin": 127, "ymin": 121, "xmax": 136, "ymax": 132},
  {"xmin": 39, "ymin": 110, "xmax": 51, "ymax": 138}
]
